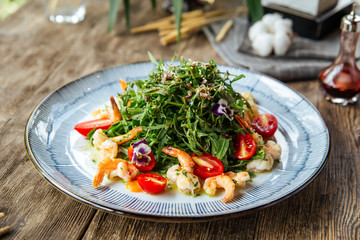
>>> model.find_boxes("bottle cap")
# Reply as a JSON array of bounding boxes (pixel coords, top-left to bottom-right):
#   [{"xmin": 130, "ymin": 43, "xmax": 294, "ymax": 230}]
[{"xmin": 341, "ymin": 4, "xmax": 360, "ymax": 32}]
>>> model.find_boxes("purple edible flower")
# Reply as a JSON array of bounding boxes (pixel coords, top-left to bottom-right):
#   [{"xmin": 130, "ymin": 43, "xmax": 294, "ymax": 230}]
[
  {"xmin": 211, "ymin": 99, "xmax": 234, "ymax": 121},
  {"xmin": 132, "ymin": 139, "xmax": 152, "ymax": 165}
]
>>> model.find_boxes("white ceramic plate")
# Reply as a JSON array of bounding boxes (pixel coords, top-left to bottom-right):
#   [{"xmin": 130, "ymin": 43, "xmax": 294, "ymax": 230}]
[{"xmin": 25, "ymin": 62, "xmax": 329, "ymax": 221}]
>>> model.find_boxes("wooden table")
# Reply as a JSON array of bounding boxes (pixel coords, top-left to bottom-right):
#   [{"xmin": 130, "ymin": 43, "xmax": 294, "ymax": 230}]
[{"xmin": 1, "ymin": 0, "xmax": 359, "ymax": 239}]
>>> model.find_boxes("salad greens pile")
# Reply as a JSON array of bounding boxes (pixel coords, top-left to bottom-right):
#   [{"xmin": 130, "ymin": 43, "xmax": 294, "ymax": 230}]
[{"xmin": 90, "ymin": 55, "xmax": 255, "ymax": 174}]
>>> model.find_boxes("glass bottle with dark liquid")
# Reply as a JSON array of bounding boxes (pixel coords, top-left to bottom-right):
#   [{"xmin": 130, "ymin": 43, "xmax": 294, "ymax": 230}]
[{"xmin": 319, "ymin": 4, "xmax": 360, "ymax": 106}]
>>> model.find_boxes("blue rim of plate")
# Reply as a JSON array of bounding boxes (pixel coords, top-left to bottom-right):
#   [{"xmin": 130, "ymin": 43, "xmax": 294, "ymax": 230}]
[{"xmin": 24, "ymin": 61, "xmax": 330, "ymax": 222}]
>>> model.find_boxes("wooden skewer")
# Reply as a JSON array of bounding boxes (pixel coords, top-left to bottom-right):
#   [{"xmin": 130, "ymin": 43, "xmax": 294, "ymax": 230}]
[
  {"xmin": 159, "ymin": 29, "xmax": 174, "ymax": 37},
  {"xmin": 131, "ymin": 20, "xmax": 172, "ymax": 34},
  {"xmin": 202, "ymin": 9, "xmax": 228, "ymax": 18},
  {"xmin": 161, "ymin": 7, "xmax": 248, "ymax": 45},
  {"xmin": 149, "ymin": 9, "xmax": 204, "ymax": 25},
  {"xmin": 160, "ymin": 14, "xmax": 234, "ymax": 46},
  {"xmin": 132, "ymin": 6, "xmax": 248, "ymax": 45},
  {"xmin": 0, "ymin": 226, "xmax": 10, "ymax": 237},
  {"xmin": 148, "ymin": 9, "xmax": 203, "ymax": 24},
  {"xmin": 132, "ymin": 9, "xmax": 233, "ymax": 34},
  {"xmin": 48, "ymin": 0, "xmax": 59, "ymax": 15},
  {"xmin": 131, "ymin": 10, "xmax": 204, "ymax": 33},
  {"xmin": 215, "ymin": 19, "xmax": 233, "ymax": 42},
  {"xmin": 158, "ymin": 9, "xmax": 227, "ymax": 31},
  {"xmin": 159, "ymin": 18, "xmax": 203, "ymax": 31},
  {"xmin": 215, "ymin": 6, "xmax": 247, "ymax": 42}
]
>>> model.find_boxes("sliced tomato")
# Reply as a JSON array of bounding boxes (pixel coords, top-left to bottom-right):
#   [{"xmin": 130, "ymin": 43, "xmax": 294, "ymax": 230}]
[
  {"xmin": 137, "ymin": 173, "xmax": 167, "ymax": 194},
  {"xmin": 191, "ymin": 153, "xmax": 224, "ymax": 179},
  {"xmin": 74, "ymin": 118, "xmax": 112, "ymax": 136},
  {"xmin": 252, "ymin": 113, "xmax": 278, "ymax": 138},
  {"xmin": 128, "ymin": 146, "xmax": 156, "ymax": 172},
  {"xmin": 234, "ymin": 133, "xmax": 256, "ymax": 160}
]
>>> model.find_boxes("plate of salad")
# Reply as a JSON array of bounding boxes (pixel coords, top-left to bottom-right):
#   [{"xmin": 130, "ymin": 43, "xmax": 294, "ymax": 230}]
[{"xmin": 25, "ymin": 56, "xmax": 329, "ymax": 221}]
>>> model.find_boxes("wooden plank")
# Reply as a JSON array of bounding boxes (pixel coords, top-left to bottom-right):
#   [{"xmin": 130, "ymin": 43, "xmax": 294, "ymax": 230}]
[
  {"xmin": 1, "ymin": 0, "xmax": 360, "ymax": 238},
  {"xmin": 0, "ymin": 122, "xmax": 97, "ymax": 239},
  {"xmin": 82, "ymin": 211, "xmax": 258, "ymax": 239},
  {"xmin": 0, "ymin": 0, "xmax": 226, "ymax": 239}
]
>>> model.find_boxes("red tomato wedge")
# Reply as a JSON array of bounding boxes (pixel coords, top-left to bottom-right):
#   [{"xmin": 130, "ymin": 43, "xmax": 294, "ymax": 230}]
[
  {"xmin": 74, "ymin": 119, "xmax": 112, "ymax": 136},
  {"xmin": 137, "ymin": 173, "xmax": 167, "ymax": 194},
  {"xmin": 252, "ymin": 113, "xmax": 278, "ymax": 138},
  {"xmin": 234, "ymin": 133, "xmax": 256, "ymax": 160},
  {"xmin": 128, "ymin": 146, "xmax": 156, "ymax": 172},
  {"xmin": 191, "ymin": 153, "xmax": 224, "ymax": 179}
]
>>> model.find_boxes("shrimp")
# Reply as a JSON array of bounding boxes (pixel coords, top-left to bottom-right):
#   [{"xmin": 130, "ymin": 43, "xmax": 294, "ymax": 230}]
[
  {"xmin": 110, "ymin": 96, "xmax": 121, "ymax": 122},
  {"xmin": 92, "ymin": 140, "xmax": 119, "ymax": 187},
  {"xmin": 246, "ymin": 153, "xmax": 274, "ymax": 172},
  {"xmin": 93, "ymin": 129, "xmax": 109, "ymax": 148},
  {"xmin": 120, "ymin": 78, "xmax": 128, "ymax": 92},
  {"xmin": 166, "ymin": 164, "xmax": 182, "ymax": 183},
  {"xmin": 166, "ymin": 165, "xmax": 201, "ymax": 195},
  {"xmin": 111, "ymin": 126, "xmax": 142, "ymax": 144},
  {"xmin": 203, "ymin": 175, "xmax": 235, "ymax": 203},
  {"xmin": 93, "ymin": 158, "xmax": 139, "ymax": 187},
  {"xmin": 162, "ymin": 147, "xmax": 195, "ymax": 173},
  {"xmin": 92, "ymin": 126, "xmax": 143, "ymax": 187},
  {"xmin": 92, "ymin": 138, "xmax": 138, "ymax": 187},
  {"xmin": 225, "ymin": 171, "xmax": 250, "ymax": 188},
  {"xmin": 235, "ymin": 115, "xmax": 253, "ymax": 134},
  {"xmin": 242, "ymin": 92, "xmax": 259, "ymax": 121},
  {"xmin": 176, "ymin": 171, "xmax": 201, "ymax": 195},
  {"xmin": 246, "ymin": 139, "xmax": 281, "ymax": 173},
  {"xmin": 92, "ymin": 108, "xmax": 112, "ymax": 120},
  {"xmin": 109, "ymin": 160, "xmax": 139, "ymax": 182},
  {"xmin": 94, "ymin": 127, "xmax": 142, "ymax": 147},
  {"xmin": 251, "ymin": 132, "xmax": 264, "ymax": 146},
  {"xmin": 93, "ymin": 158, "xmax": 122, "ymax": 187},
  {"xmin": 98, "ymin": 140, "xmax": 118, "ymax": 161},
  {"xmin": 265, "ymin": 140, "xmax": 282, "ymax": 160},
  {"xmin": 92, "ymin": 96, "xmax": 121, "ymax": 122}
]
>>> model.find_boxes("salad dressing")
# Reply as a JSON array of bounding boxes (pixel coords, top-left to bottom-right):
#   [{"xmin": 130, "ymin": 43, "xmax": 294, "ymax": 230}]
[
  {"xmin": 319, "ymin": 4, "xmax": 360, "ymax": 105},
  {"xmin": 126, "ymin": 180, "xmax": 143, "ymax": 192}
]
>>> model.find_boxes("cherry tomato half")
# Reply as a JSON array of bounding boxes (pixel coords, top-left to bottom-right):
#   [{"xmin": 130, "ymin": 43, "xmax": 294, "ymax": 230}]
[
  {"xmin": 252, "ymin": 113, "xmax": 278, "ymax": 138},
  {"xmin": 234, "ymin": 133, "xmax": 256, "ymax": 160},
  {"xmin": 137, "ymin": 173, "xmax": 167, "ymax": 194},
  {"xmin": 74, "ymin": 118, "xmax": 112, "ymax": 136},
  {"xmin": 128, "ymin": 146, "xmax": 156, "ymax": 172},
  {"xmin": 191, "ymin": 153, "xmax": 224, "ymax": 179}
]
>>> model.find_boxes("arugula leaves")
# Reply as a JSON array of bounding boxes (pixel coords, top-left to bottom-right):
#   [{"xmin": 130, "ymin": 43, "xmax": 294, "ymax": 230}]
[{"xmin": 91, "ymin": 57, "xmax": 251, "ymax": 172}]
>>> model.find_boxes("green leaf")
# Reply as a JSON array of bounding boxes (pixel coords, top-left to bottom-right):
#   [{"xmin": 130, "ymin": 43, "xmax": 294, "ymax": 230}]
[
  {"xmin": 87, "ymin": 128, "xmax": 96, "ymax": 143},
  {"xmin": 150, "ymin": 0, "xmax": 157, "ymax": 10},
  {"xmin": 231, "ymin": 74, "xmax": 245, "ymax": 83},
  {"xmin": 246, "ymin": 0, "xmax": 264, "ymax": 23},
  {"xmin": 108, "ymin": 0, "xmax": 121, "ymax": 32},
  {"xmin": 215, "ymin": 136, "xmax": 230, "ymax": 160},
  {"xmin": 123, "ymin": 0, "xmax": 131, "ymax": 32},
  {"xmin": 172, "ymin": 0, "xmax": 183, "ymax": 43},
  {"xmin": 147, "ymin": 51, "xmax": 159, "ymax": 66}
]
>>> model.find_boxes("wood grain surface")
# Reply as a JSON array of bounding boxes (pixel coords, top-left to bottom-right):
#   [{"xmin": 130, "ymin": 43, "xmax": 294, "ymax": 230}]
[{"xmin": 0, "ymin": 0, "xmax": 359, "ymax": 239}]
